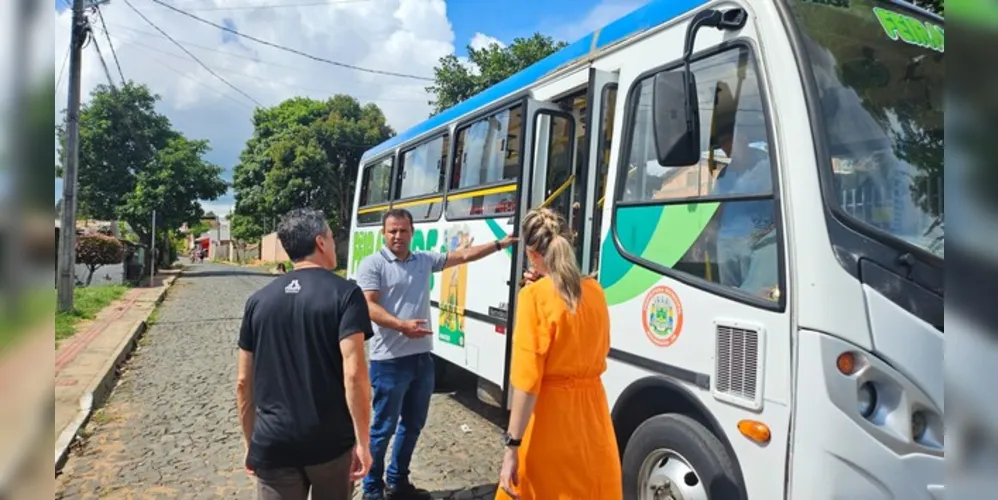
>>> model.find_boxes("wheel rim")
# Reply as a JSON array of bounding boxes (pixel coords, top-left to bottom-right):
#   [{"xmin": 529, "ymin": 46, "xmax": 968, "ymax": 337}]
[{"xmin": 638, "ymin": 448, "xmax": 708, "ymax": 500}]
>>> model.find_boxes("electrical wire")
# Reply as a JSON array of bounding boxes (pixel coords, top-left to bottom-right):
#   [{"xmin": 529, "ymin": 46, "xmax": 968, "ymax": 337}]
[
  {"xmin": 136, "ymin": 50, "xmax": 259, "ymax": 111},
  {"xmin": 91, "ymin": 33, "xmax": 119, "ymax": 90},
  {"xmin": 145, "ymin": 0, "xmax": 434, "ymax": 81},
  {"xmin": 56, "ymin": 42, "xmax": 71, "ymax": 94},
  {"xmin": 123, "ymin": 0, "xmax": 264, "ymax": 107},
  {"xmin": 167, "ymin": 0, "xmax": 373, "ymax": 12},
  {"xmin": 95, "ymin": 5, "xmax": 126, "ymax": 85},
  {"xmin": 108, "ymin": 22, "xmax": 430, "ymax": 99},
  {"xmin": 116, "ymin": 33, "xmax": 426, "ymax": 103}
]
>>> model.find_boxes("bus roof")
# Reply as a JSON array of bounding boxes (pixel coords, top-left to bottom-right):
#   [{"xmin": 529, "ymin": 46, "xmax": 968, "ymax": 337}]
[
  {"xmin": 360, "ymin": 0, "xmax": 707, "ymax": 162},
  {"xmin": 360, "ymin": 0, "xmax": 943, "ymax": 163}
]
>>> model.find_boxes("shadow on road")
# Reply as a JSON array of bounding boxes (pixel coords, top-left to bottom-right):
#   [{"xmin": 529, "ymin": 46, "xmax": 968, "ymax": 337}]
[
  {"xmin": 179, "ymin": 269, "xmax": 273, "ymax": 278},
  {"xmin": 428, "ymin": 484, "xmax": 497, "ymax": 499},
  {"xmin": 434, "ymin": 363, "xmax": 508, "ymax": 429}
]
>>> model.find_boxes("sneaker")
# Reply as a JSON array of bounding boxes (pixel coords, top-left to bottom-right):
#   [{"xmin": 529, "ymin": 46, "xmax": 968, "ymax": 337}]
[
  {"xmin": 361, "ymin": 490, "xmax": 385, "ymax": 500},
  {"xmin": 386, "ymin": 480, "xmax": 431, "ymax": 500}
]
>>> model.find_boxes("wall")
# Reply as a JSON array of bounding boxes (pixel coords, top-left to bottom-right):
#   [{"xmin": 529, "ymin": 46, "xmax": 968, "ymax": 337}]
[{"xmin": 260, "ymin": 232, "xmax": 289, "ymax": 263}]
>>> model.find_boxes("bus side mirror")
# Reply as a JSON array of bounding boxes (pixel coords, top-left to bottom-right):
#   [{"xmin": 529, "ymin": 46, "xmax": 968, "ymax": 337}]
[{"xmin": 652, "ymin": 70, "xmax": 701, "ymax": 166}]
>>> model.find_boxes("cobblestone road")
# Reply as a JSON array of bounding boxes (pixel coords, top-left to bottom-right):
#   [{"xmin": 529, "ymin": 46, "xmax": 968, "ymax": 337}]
[{"xmin": 55, "ymin": 263, "xmax": 506, "ymax": 500}]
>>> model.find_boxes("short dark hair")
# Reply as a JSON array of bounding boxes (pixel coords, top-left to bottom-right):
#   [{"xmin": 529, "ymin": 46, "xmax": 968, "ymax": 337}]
[
  {"xmin": 382, "ymin": 208, "xmax": 414, "ymax": 229},
  {"xmin": 277, "ymin": 208, "xmax": 330, "ymax": 261}
]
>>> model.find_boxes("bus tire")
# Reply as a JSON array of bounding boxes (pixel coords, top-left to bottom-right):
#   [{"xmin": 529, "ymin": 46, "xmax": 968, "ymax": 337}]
[{"xmin": 622, "ymin": 413, "xmax": 743, "ymax": 500}]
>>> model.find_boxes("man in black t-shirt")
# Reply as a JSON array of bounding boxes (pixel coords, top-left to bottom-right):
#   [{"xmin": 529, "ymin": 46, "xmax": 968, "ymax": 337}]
[{"xmin": 237, "ymin": 209, "xmax": 374, "ymax": 500}]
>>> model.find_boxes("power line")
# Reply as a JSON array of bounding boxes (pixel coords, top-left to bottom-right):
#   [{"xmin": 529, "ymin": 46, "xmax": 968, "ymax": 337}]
[
  {"xmin": 123, "ymin": 0, "xmax": 263, "ymax": 107},
  {"xmin": 162, "ymin": 0, "xmax": 374, "ymax": 12},
  {"xmin": 145, "ymin": 0, "xmax": 434, "ymax": 81},
  {"xmin": 94, "ymin": 6, "xmax": 125, "ymax": 85},
  {"xmin": 57, "ymin": 41, "xmax": 70, "ymax": 94},
  {"xmin": 91, "ymin": 34, "xmax": 118, "ymax": 89},
  {"xmin": 109, "ymin": 22, "xmax": 429, "ymax": 98},
  {"xmin": 92, "ymin": 22, "xmax": 256, "ymax": 110},
  {"xmin": 135, "ymin": 49, "xmax": 258, "ymax": 111},
  {"xmin": 115, "ymin": 31, "xmax": 426, "ymax": 103}
]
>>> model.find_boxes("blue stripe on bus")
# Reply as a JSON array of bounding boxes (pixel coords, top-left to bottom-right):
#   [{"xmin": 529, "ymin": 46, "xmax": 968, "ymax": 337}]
[{"xmin": 360, "ymin": 0, "xmax": 708, "ymax": 162}]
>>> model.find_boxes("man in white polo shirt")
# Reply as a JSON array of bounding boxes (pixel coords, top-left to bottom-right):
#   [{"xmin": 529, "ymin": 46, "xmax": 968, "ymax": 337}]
[{"xmin": 355, "ymin": 208, "xmax": 515, "ymax": 500}]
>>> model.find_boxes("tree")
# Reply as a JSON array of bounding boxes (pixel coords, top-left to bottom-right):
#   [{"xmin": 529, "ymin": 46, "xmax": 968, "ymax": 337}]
[
  {"xmin": 912, "ymin": 0, "xmax": 942, "ymax": 14},
  {"xmin": 231, "ymin": 95, "xmax": 394, "ymax": 263},
  {"xmin": 426, "ymin": 33, "xmax": 568, "ymax": 115},
  {"xmin": 76, "ymin": 234, "xmax": 124, "ymax": 286},
  {"xmin": 56, "ymin": 82, "xmax": 228, "ymax": 257}
]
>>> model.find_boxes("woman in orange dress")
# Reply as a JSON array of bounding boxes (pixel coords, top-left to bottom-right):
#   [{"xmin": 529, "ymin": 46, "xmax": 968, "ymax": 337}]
[{"xmin": 495, "ymin": 208, "xmax": 622, "ymax": 500}]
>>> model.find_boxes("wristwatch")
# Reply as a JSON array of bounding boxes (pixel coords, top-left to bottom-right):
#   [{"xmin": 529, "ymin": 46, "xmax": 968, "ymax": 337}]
[
  {"xmin": 501, "ymin": 431, "xmax": 521, "ymax": 448},
  {"xmin": 494, "ymin": 240, "xmax": 503, "ymax": 252}
]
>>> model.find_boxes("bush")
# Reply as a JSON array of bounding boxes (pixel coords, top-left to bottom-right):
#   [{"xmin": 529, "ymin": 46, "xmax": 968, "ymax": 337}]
[{"xmin": 77, "ymin": 234, "xmax": 124, "ymax": 286}]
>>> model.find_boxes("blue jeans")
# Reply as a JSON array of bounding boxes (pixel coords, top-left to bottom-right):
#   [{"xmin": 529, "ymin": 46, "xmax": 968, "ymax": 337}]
[{"xmin": 362, "ymin": 352, "xmax": 435, "ymax": 495}]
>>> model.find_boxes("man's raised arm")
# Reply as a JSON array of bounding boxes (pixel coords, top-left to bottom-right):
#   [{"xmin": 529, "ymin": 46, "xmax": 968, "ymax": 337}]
[{"xmin": 441, "ymin": 235, "xmax": 518, "ymax": 270}]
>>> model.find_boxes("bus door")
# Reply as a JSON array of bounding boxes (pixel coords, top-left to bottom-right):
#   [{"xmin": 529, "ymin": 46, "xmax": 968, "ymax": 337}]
[
  {"xmin": 499, "ymin": 96, "xmax": 576, "ymax": 405},
  {"xmin": 580, "ymin": 69, "xmax": 619, "ymax": 275}
]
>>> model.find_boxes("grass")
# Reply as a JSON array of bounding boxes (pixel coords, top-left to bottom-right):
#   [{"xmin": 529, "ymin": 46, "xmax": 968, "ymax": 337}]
[
  {"xmin": 0, "ymin": 288, "xmax": 56, "ymax": 353},
  {"xmin": 55, "ymin": 285, "xmax": 129, "ymax": 342}
]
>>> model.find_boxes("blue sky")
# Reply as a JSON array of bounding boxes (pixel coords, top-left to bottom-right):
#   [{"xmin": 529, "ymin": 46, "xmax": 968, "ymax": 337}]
[
  {"xmin": 449, "ymin": 0, "xmax": 605, "ymax": 54},
  {"xmin": 54, "ymin": 0, "xmax": 643, "ymax": 214}
]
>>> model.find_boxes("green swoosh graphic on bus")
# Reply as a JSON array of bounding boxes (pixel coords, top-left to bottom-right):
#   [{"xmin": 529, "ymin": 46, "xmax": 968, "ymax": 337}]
[
  {"xmin": 485, "ymin": 218, "xmax": 514, "ymax": 258},
  {"xmin": 600, "ymin": 202, "xmax": 720, "ymax": 305}
]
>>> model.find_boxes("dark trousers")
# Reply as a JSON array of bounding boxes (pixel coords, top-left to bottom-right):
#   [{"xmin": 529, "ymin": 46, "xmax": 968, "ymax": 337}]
[
  {"xmin": 361, "ymin": 352, "xmax": 435, "ymax": 494},
  {"xmin": 255, "ymin": 450, "xmax": 353, "ymax": 500}
]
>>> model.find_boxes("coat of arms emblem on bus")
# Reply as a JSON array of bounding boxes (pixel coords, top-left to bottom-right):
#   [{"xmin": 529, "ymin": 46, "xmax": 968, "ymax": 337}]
[
  {"xmin": 641, "ymin": 286, "xmax": 684, "ymax": 347},
  {"xmin": 438, "ymin": 224, "xmax": 473, "ymax": 347}
]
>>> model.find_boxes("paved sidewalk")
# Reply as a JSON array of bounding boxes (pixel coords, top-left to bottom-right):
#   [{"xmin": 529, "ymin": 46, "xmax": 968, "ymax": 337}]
[{"xmin": 54, "ymin": 269, "xmax": 181, "ymax": 473}]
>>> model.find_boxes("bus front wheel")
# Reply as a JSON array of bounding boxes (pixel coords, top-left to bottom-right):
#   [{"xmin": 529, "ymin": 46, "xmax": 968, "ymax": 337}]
[{"xmin": 622, "ymin": 413, "xmax": 743, "ymax": 500}]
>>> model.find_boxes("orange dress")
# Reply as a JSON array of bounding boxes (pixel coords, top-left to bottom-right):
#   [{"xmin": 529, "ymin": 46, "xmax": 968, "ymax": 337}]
[{"xmin": 495, "ymin": 277, "xmax": 622, "ymax": 500}]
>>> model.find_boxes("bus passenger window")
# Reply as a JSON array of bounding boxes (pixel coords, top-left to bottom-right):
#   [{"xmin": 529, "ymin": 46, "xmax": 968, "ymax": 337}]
[
  {"xmin": 447, "ymin": 105, "xmax": 523, "ymax": 219},
  {"xmin": 357, "ymin": 156, "xmax": 394, "ymax": 225},
  {"xmin": 397, "ymin": 135, "xmax": 448, "ymax": 222},
  {"xmin": 398, "ymin": 135, "xmax": 447, "ymax": 200},
  {"xmin": 613, "ymin": 46, "xmax": 782, "ymax": 304}
]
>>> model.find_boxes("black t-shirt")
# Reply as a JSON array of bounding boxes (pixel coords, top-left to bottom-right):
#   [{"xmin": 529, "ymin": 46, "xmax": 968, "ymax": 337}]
[{"xmin": 238, "ymin": 268, "xmax": 373, "ymax": 469}]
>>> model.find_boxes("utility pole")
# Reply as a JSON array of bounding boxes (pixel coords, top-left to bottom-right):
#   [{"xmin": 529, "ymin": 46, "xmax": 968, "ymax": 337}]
[
  {"xmin": 150, "ymin": 209, "xmax": 156, "ymax": 286},
  {"xmin": 57, "ymin": 0, "xmax": 88, "ymax": 313}
]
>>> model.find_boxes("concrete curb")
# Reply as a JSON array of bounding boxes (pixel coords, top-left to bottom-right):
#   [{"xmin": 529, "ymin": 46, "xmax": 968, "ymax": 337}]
[{"xmin": 53, "ymin": 272, "xmax": 181, "ymax": 474}]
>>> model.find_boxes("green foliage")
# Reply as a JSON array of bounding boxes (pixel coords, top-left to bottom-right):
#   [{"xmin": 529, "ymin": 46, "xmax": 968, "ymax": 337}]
[
  {"xmin": 117, "ymin": 221, "xmax": 139, "ymax": 243},
  {"xmin": 76, "ymin": 234, "xmax": 124, "ymax": 286},
  {"xmin": 912, "ymin": 0, "xmax": 942, "ymax": 14},
  {"xmin": 230, "ymin": 95, "xmax": 395, "ymax": 254},
  {"xmin": 56, "ymin": 81, "xmax": 228, "ymax": 249},
  {"xmin": 426, "ymin": 33, "xmax": 568, "ymax": 115},
  {"xmin": 55, "ymin": 285, "xmax": 128, "ymax": 342}
]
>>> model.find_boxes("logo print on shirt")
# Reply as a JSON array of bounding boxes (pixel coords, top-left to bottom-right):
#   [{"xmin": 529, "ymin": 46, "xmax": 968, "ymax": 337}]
[{"xmin": 284, "ymin": 279, "xmax": 301, "ymax": 294}]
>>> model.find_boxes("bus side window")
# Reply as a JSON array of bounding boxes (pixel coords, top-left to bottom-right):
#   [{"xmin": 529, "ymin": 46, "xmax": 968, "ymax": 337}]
[
  {"xmin": 613, "ymin": 46, "xmax": 782, "ymax": 304},
  {"xmin": 357, "ymin": 155, "xmax": 394, "ymax": 226},
  {"xmin": 446, "ymin": 105, "xmax": 523, "ymax": 219},
  {"xmin": 397, "ymin": 135, "xmax": 448, "ymax": 223}
]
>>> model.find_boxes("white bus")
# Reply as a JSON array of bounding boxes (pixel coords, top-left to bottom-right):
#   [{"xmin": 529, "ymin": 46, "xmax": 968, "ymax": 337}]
[{"xmin": 347, "ymin": 0, "xmax": 944, "ymax": 497}]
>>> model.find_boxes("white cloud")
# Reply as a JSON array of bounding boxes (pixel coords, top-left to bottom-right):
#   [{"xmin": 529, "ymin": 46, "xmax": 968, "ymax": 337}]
[
  {"xmin": 468, "ymin": 32, "xmax": 504, "ymax": 51},
  {"xmin": 53, "ymin": 0, "xmax": 463, "ymax": 214},
  {"xmin": 51, "ymin": 0, "xmax": 642, "ymax": 217},
  {"xmin": 551, "ymin": 0, "xmax": 648, "ymax": 42}
]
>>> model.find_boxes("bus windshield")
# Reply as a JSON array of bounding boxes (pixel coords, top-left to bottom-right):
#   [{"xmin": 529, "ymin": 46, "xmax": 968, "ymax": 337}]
[{"xmin": 788, "ymin": 0, "xmax": 944, "ymax": 258}]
